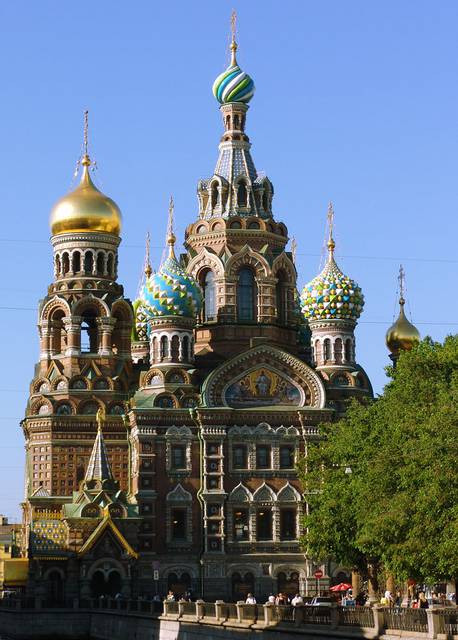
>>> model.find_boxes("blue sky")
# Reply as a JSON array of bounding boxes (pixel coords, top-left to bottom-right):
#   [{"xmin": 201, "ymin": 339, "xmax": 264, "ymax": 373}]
[{"xmin": 0, "ymin": 1, "xmax": 457, "ymax": 519}]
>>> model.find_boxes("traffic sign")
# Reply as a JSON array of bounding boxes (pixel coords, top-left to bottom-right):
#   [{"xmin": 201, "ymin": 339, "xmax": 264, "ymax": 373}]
[{"xmin": 314, "ymin": 569, "xmax": 323, "ymax": 579}]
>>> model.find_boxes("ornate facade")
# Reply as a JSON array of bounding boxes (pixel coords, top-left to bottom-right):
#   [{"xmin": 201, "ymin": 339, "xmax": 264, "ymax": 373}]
[{"xmin": 20, "ymin": 26, "xmax": 378, "ymax": 602}]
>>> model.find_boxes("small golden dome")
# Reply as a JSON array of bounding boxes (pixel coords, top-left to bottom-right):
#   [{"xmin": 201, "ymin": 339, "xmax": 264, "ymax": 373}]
[
  {"xmin": 50, "ymin": 155, "xmax": 122, "ymax": 236},
  {"xmin": 386, "ymin": 298, "xmax": 420, "ymax": 355}
]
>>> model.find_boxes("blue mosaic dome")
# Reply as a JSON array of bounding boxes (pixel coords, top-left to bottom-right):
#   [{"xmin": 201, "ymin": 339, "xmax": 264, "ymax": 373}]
[
  {"xmin": 140, "ymin": 252, "xmax": 202, "ymax": 320},
  {"xmin": 301, "ymin": 240, "xmax": 364, "ymax": 321}
]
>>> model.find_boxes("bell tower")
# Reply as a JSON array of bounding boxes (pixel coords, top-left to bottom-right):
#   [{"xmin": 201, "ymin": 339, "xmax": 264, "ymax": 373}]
[{"xmin": 22, "ymin": 113, "xmax": 134, "ymax": 501}]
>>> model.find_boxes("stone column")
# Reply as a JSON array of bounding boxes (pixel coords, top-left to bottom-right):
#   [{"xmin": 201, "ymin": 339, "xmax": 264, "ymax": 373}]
[
  {"xmin": 39, "ymin": 321, "xmax": 52, "ymax": 360},
  {"xmin": 97, "ymin": 317, "xmax": 116, "ymax": 356},
  {"xmin": 63, "ymin": 317, "xmax": 82, "ymax": 356}
]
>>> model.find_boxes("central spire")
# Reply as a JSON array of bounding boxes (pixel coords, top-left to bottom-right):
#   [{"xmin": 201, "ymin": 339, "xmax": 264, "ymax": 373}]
[{"xmin": 196, "ymin": 15, "xmax": 273, "ymax": 219}]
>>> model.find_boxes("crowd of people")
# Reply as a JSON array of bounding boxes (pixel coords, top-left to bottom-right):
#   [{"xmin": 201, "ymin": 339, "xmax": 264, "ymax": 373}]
[{"xmin": 161, "ymin": 587, "xmax": 456, "ymax": 607}]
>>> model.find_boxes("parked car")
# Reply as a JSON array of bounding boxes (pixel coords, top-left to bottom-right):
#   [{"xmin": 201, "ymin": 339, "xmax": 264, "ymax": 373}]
[{"xmin": 308, "ymin": 597, "xmax": 334, "ymax": 607}]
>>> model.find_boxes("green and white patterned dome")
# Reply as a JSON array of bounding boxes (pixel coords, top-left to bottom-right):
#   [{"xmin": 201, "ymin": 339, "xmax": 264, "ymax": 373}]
[
  {"xmin": 301, "ymin": 238, "xmax": 364, "ymax": 322},
  {"xmin": 212, "ymin": 31, "xmax": 255, "ymax": 104}
]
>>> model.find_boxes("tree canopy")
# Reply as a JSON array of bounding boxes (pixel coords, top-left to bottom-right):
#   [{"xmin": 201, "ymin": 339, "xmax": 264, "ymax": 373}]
[{"xmin": 298, "ymin": 336, "xmax": 458, "ymax": 584}]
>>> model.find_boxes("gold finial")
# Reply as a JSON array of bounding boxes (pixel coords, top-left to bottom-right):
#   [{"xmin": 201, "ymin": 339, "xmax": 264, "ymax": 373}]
[
  {"xmin": 144, "ymin": 231, "xmax": 152, "ymax": 278},
  {"xmin": 291, "ymin": 237, "xmax": 297, "ymax": 264},
  {"xmin": 96, "ymin": 406, "xmax": 106, "ymax": 433},
  {"xmin": 82, "ymin": 109, "xmax": 91, "ymax": 168},
  {"xmin": 230, "ymin": 10, "xmax": 238, "ymax": 66},
  {"xmin": 166, "ymin": 195, "xmax": 176, "ymax": 259},
  {"xmin": 398, "ymin": 264, "xmax": 405, "ymax": 306},
  {"xmin": 327, "ymin": 201, "xmax": 336, "ymax": 258}
]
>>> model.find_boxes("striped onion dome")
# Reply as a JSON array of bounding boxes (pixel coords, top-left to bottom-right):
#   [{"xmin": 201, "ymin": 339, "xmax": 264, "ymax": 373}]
[{"xmin": 212, "ymin": 39, "xmax": 255, "ymax": 104}]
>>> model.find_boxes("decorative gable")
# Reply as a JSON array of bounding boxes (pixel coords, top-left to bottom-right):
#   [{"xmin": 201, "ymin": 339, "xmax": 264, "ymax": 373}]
[{"xmin": 201, "ymin": 345, "xmax": 326, "ymax": 409}]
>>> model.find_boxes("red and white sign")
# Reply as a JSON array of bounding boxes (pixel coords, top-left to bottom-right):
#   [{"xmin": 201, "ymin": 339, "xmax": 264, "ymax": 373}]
[{"xmin": 314, "ymin": 569, "xmax": 324, "ymax": 579}]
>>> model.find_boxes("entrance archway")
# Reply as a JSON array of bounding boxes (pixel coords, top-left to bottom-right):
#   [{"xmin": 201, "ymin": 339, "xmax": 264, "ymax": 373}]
[
  {"xmin": 90, "ymin": 569, "xmax": 122, "ymax": 597},
  {"xmin": 231, "ymin": 572, "xmax": 254, "ymax": 602},
  {"xmin": 277, "ymin": 571, "xmax": 299, "ymax": 597},
  {"xmin": 167, "ymin": 572, "xmax": 191, "ymax": 599}
]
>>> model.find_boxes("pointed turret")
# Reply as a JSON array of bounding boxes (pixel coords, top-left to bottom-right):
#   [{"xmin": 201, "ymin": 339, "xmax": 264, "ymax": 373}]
[{"xmin": 84, "ymin": 408, "xmax": 114, "ymax": 486}]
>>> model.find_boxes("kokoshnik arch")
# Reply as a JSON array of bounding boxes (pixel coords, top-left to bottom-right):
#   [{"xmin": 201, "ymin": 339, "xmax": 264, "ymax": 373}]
[{"xmin": 20, "ymin": 18, "xmax": 419, "ymax": 602}]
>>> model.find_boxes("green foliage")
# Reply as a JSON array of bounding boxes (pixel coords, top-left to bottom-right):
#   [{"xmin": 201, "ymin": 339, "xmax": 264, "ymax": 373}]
[{"xmin": 298, "ymin": 336, "xmax": 458, "ymax": 582}]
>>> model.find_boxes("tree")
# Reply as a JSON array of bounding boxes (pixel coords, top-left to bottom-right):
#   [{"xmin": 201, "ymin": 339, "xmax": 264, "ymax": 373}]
[{"xmin": 298, "ymin": 336, "xmax": 458, "ymax": 585}]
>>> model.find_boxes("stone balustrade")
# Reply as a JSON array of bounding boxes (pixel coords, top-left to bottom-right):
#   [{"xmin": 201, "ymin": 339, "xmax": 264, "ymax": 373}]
[
  {"xmin": 0, "ymin": 597, "xmax": 456, "ymax": 639},
  {"xmin": 160, "ymin": 600, "xmax": 458, "ymax": 638}
]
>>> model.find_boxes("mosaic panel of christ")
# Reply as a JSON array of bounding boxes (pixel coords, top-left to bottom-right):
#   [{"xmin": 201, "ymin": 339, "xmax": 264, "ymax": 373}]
[{"xmin": 224, "ymin": 368, "xmax": 302, "ymax": 408}]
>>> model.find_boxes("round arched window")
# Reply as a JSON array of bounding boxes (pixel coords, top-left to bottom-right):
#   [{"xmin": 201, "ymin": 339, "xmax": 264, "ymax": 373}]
[
  {"xmin": 80, "ymin": 402, "xmax": 99, "ymax": 415},
  {"xmin": 71, "ymin": 379, "xmax": 87, "ymax": 390},
  {"xmin": 38, "ymin": 404, "xmax": 50, "ymax": 415},
  {"xmin": 94, "ymin": 379, "xmax": 109, "ymax": 390},
  {"xmin": 109, "ymin": 404, "xmax": 125, "ymax": 415},
  {"xmin": 155, "ymin": 396, "xmax": 174, "ymax": 408},
  {"xmin": 230, "ymin": 221, "xmax": 242, "ymax": 229},
  {"xmin": 56, "ymin": 403, "xmax": 72, "ymax": 416}
]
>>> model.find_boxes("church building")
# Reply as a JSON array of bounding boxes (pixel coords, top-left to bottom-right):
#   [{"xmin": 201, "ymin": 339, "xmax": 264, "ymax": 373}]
[{"xmin": 20, "ymin": 22, "xmax": 417, "ymax": 603}]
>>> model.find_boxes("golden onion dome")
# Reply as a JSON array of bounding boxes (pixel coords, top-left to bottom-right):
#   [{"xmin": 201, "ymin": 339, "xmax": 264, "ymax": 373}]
[
  {"xmin": 50, "ymin": 155, "xmax": 122, "ymax": 236},
  {"xmin": 386, "ymin": 297, "xmax": 420, "ymax": 355}
]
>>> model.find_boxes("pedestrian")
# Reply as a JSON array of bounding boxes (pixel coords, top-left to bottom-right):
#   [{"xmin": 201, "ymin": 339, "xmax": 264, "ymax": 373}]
[
  {"xmin": 267, "ymin": 594, "xmax": 275, "ymax": 604},
  {"xmin": 384, "ymin": 590, "xmax": 394, "ymax": 607},
  {"xmin": 418, "ymin": 593, "xmax": 429, "ymax": 609},
  {"xmin": 166, "ymin": 590, "xmax": 175, "ymax": 602},
  {"xmin": 291, "ymin": 593, "xmax": 303, "ymax": 606},
  {"xmin": 246, "ymin": 593, "xmax": 256, "ymax": 604}
]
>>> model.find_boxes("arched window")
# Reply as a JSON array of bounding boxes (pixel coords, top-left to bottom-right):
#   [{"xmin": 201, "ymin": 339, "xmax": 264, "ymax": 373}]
[
  {"xmin": 262, "ymin": 191, "xmax": 268, "ymax": 212},
  {"xmin": 84, "ymin": 251, "xmax": 93, "ymax": 274},
  {"xmin": 233, "ymin": 114, "xmax": 240, "ymax": 129},
  {"xmin": 62, "ymin": 253, "xmax": 70, "ymax": 275},
  {"xmin": 237, "ymin": 267, "xmax": 256, "ymax": 322},
  {"xmin": 202, "ymin": 270, "xmax": 216, "ymax": 321},
  {"xmin": 334, "ymin": 338, "xmax": 343, "ymax": 364},
  {"xmin": 55, "ymin": 254, "xmax": 61, "ymax": 277},
  {"xmin": 160, "ymin": 335, "xmax": 168, "ymax": 361},
  {"xmin": 96, "ymin": 252, "xmax": 104, "ymax": 275},
  {"xmin": 182, "ymin": 335, "xmax": 190, "ymax": 362},
  {"xmin": 345, "ymin": 339, "xmax": 352, "ymax": 362},
  {"xmin": 276, "ymin": 270, "xmax": 288, "ymax": 324},
  {"xmin": 323, "ymin": 338, "xmax": 331, "ymax": 362},
  {"xmin": 47, "ymin": 570, "xmax": 65, "ymax": 604},
  {"xmin": 107, "ymin": 253, "xmax": 114, "ymax": 278},
  {"xmin": 211, "ymin": 183, "xmax": 219, "ymax": 210},
  {"xmin": 237, "ymin": 182, "xmax": 248, "ymax": 208},
  {"xmin": 151, "ymin": 336, "xmax": 158, "ymax": 362},
  {"xmin": 72, "ymin": 251, "xmax": 81, "ymax": 273},
  {"xmin": 171, "ymin": 335, "xmax": 180, "ymax": 361},
  {"xmin": 51, "ymin": 309, "xmax": 67, "ymax": 355},
  {"xmin": 81, "ymin": 309, "xmax": 98, "ymax": 353}
]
